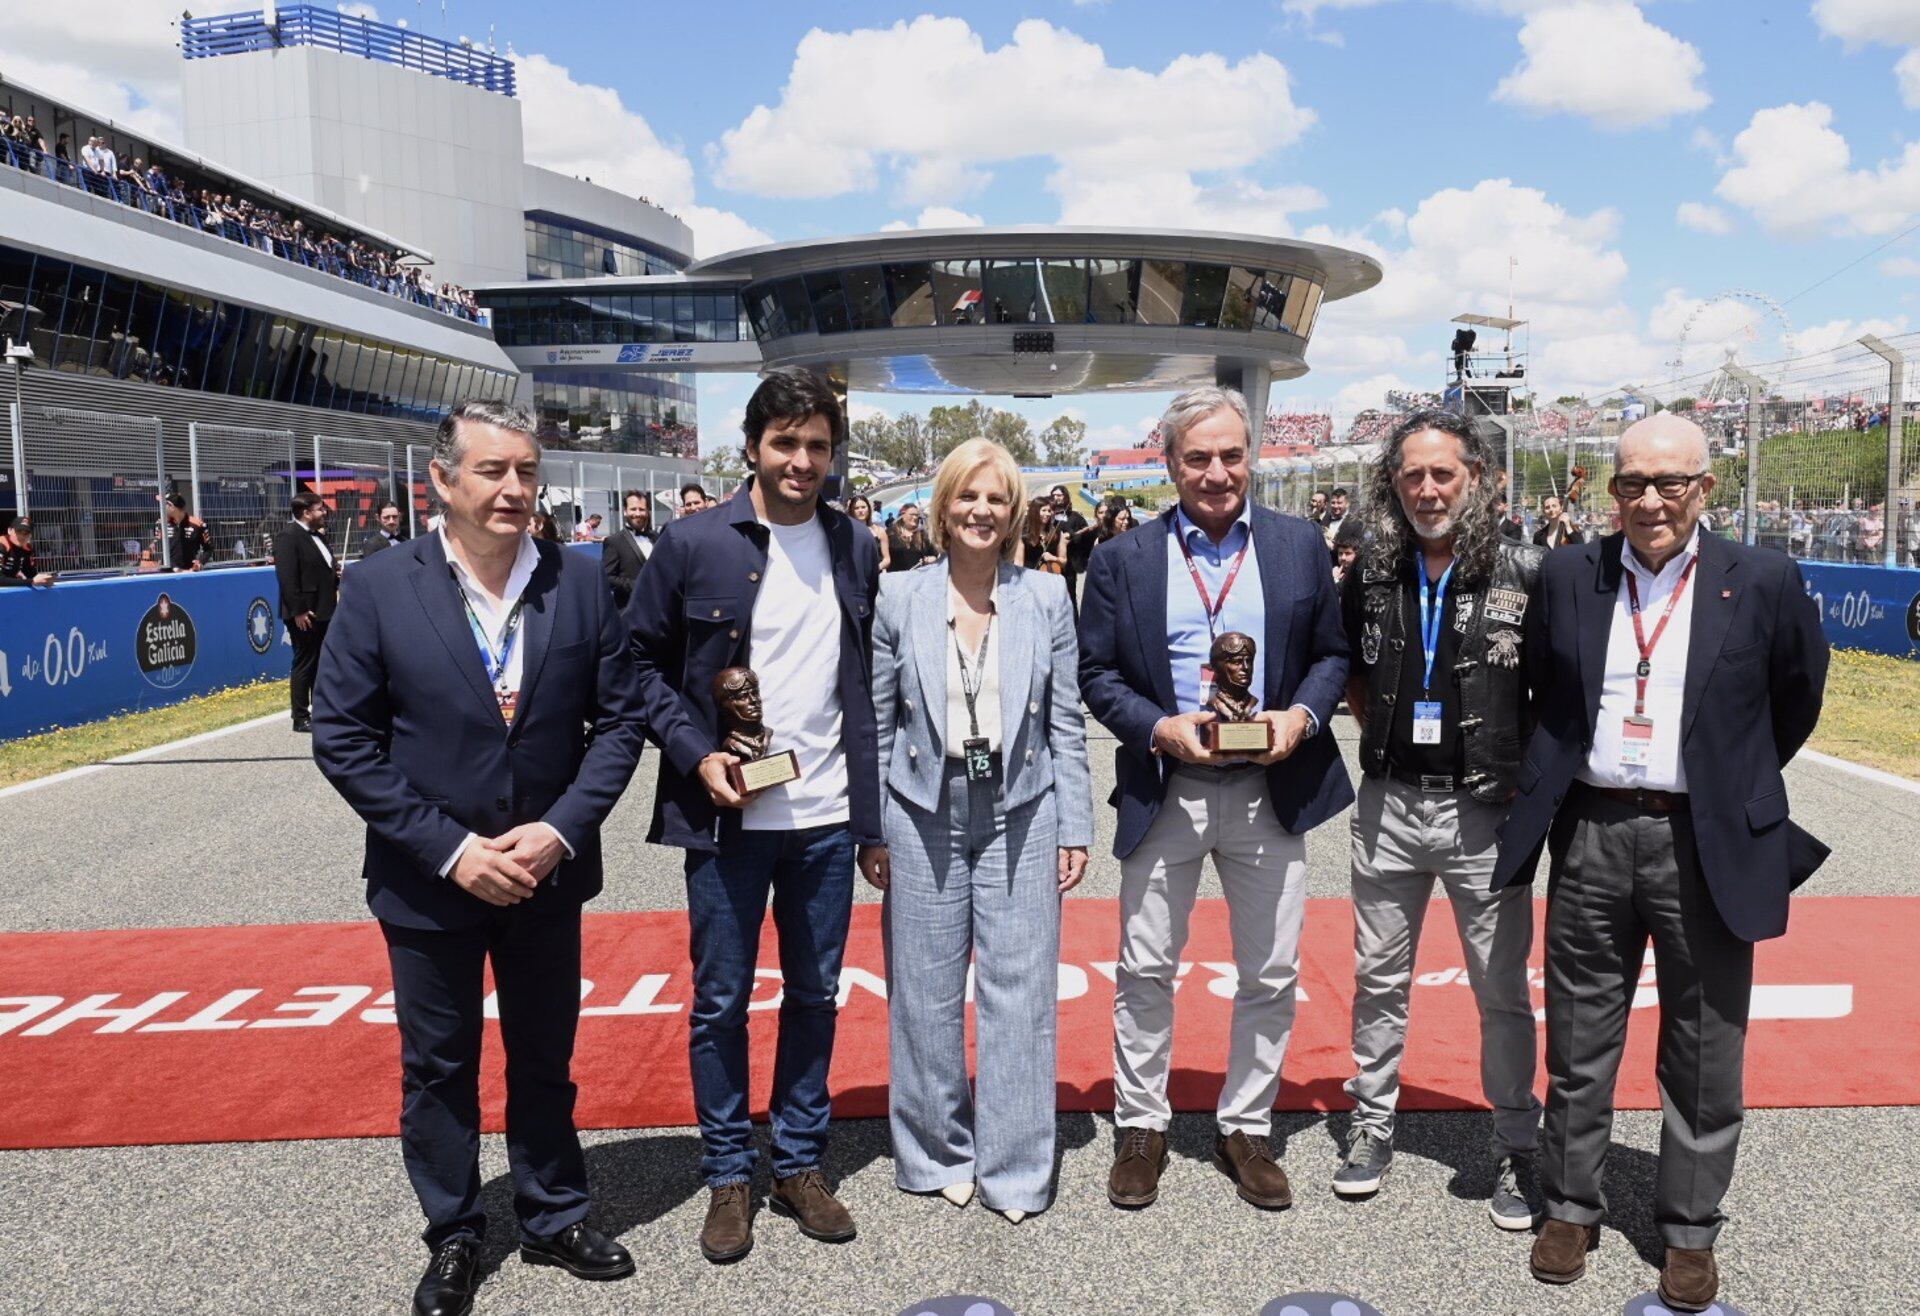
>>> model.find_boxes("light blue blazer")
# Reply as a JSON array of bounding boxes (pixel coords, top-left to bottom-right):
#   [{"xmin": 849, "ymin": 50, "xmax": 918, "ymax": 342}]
[{"xmin": 872, "ymin": 559, "xmax": 1094, "ymax": 848}]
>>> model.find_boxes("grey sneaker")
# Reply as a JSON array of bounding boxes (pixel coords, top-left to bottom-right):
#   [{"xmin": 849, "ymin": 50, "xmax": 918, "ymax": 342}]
[
  {"xmin": 1490, "ymin": 1152, "xmax": 1541, "ymax": 1230},
  {"xmin": 1332, "ymin": 1129, "xmax": 1392, "ymax": 1197}
]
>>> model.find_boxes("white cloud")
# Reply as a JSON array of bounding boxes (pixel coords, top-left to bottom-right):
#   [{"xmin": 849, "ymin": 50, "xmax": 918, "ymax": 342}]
[
  {"xmin": 338, "ymin": 3, "xmax": 382, "ymax": 19},
  {"xmin": 1, "ymin": 2, "xmax": 192, "ymax": 139},
  {"xmin": 1793, "ymin": 315, "xmax": 1910, "ymax": 355},
  {"xmin": 1492, "ymin": 2, "xmax": 1709, "ymax": 129},
  {"xmin": 1882, "ymin": 256, "xmax": 1920, "ymax": 278},
  {"xmin": 1813, "ymin": 0, "xmax": 1920, "ymax": 107},
  {"xmin": 712, "ymin": 17, "xmax": 1316, "ymax": 224},
  {"xmin": 1050, "ymin": 173, "xmax": 1325, "ymax": 232},
  {"xmin": 1714, "ymin": 101, "xmax": 1920, "ymax": 236},
  {"xmin": 513, "ymin": 53, "xmax": 769, "ymax": 258},
  {"xmin": 879, "ymin": 205, "xmax": 986, "ymax": 232},
  {"xmin": 1675, "ymin": 201, "xmax": 1733, "ymax": 235},
  {"xmin": 1304, "ymin": 178, "xmax": 1651, "ymax": 400}
]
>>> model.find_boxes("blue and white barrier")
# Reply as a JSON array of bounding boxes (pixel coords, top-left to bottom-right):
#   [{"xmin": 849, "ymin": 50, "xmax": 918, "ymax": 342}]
[
  {"xmin": 1801, "ymin": 562, "xmax": 1920, "ymax": 660},
  {"xmin": 0, "ymin": 568, "xmax": 292, "ymax": 741}
]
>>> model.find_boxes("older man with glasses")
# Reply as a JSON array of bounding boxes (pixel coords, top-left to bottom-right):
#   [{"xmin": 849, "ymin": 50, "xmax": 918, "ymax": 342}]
[{"xmin": 1491, "ymin": 413, "xmax": 1830, "ymax": 1312}]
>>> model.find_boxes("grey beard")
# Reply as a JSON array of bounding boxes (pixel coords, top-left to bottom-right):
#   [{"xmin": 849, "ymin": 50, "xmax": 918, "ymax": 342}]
[{"xmin": 1411, "ymin": 514, "xmax": 1455, "ymax": 542}]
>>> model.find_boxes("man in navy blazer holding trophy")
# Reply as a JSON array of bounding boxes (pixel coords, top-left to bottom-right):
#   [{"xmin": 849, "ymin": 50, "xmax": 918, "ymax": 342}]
[
  {"xmin": 1079, "ymin": 384, "xmax": 1351, "ymax": 1214},
  {"xmin": 313, "ymin": 400, "xmax": 647, "ymax": 1316}
]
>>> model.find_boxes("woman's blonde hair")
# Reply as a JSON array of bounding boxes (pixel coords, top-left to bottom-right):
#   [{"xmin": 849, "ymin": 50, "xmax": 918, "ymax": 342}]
[{"xmin": 928, "ymin": 438, "xmax": 1024, "ymax": 561}]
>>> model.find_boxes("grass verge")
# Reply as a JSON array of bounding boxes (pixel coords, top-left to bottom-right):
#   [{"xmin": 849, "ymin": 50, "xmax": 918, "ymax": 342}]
[
  {"xmin": 1806, "ymin": 648, "xmax": 1920, "ymax": 782},
  {"xmin": 0, "ymin": 680, "xmax": 290, "ymax": 789}
]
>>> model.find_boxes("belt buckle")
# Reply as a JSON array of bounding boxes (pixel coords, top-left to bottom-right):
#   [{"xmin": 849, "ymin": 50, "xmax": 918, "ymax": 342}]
[{"xmin": 1419, "ymin": 774, "xmax": 1454, "ymax": 793}]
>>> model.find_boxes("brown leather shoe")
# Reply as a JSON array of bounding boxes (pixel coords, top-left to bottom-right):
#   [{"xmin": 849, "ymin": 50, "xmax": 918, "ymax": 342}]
[
  {"xmin": 1107, "ymin": 1127, "xmax": 1170, "ymax": 1208},
  {"xmin": 1529, "ymin": 1218, "xmax": 1600, "ymax": 1285},
  {"xmin": 1213, "ymin": 1130, "xmax": 1293, "ymax": 1209},
  {"xmin": 1658, "ymin": 1246, "xmax": 1719, "ymax": 1313},
  {"xmin": 770, "ymin": 1168, "xmax": 856, "ymax": 1242},
  {"xmin": 699, "ymin": 1182, "xmax": 753, "ymax": 1264}
]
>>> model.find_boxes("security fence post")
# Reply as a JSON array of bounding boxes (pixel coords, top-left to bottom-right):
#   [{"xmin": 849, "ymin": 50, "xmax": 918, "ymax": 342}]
[
  {"xmin": 7, "ymin": 401, "xmax": 23, "ymax": 516},
  {"xmin": 187, "ymin": 422, "xmax": 204, "ymax": 517},
  {"xmin": 1860, "ymin": 335, "xmax": 1905, "ymax": 568},
  {"xmin": 1723, "ymin": 363, "xmax": 1764, "ymax": 547}
]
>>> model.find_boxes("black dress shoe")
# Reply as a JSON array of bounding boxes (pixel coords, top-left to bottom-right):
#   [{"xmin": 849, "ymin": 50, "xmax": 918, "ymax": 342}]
[
  {"xmin": 414, "ymin": 1237, "xmax": 477, "ymax": 1316},
  {"xmin": 519, "ymin": 1221, "xmax": 634, "ymax": 1280},
  {"xmin": 291, "ymin": 717, "xmax": 312, "ymax": 734}
]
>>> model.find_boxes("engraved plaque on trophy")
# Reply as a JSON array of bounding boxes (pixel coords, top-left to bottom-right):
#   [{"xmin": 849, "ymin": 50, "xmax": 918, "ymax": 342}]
[
  {"xmin": 1201, "ymin": 631, "xmax": 1274, "ymax": 754},
  {"xmin": 713, "ymin": 667, "xmax": 802, "ymax": 793}
]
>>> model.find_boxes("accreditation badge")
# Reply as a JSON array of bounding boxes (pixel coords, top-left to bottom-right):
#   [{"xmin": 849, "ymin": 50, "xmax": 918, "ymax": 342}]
[
  {"xmin": 496, "ymin": 688, "xmax": 519, "ymax": 726},
  {"xmin": 1620, "ymin": 714, "xmax": 1655, "ymax": 767},
  {"xmin": 1413, "ymin": 700, "xmax": 1444, "ymax": 745},
  {"xmin": 1197, "ymin": 662, "xmax": 1215, "ymax": 707}
]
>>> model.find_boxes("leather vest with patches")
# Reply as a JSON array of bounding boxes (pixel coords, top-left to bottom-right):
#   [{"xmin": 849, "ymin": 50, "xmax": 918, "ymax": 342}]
[{"xmin": 1354, "ymin": 538, "xmax": 1545, "ymax": 803}]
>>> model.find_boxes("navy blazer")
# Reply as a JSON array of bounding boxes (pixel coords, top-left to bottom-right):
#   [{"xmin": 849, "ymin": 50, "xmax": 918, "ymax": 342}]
[
  {"xmin": 312, "ymin": 533, "xmax": 647, "ymax": 931},
  {"xmin": 625, "ymin": 486, "xmax": 883, "ymax": 851},
  {"xmin": 1491, "ymin": 532, "xmax": 1830, "ymax": 942},
  {"xmin": 1078, "ymin": 503, "xmax": 1353, "ymax": 859}
]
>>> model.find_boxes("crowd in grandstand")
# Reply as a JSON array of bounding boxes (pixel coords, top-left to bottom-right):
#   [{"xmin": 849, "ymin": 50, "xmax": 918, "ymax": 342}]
[{"xmin": 0, "ymin": 116, "xmax": 480, "ymax": 322}]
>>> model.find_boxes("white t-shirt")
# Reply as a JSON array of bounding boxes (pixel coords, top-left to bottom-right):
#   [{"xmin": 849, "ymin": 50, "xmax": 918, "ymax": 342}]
[{"xmin": 740, "ymin": 516, "xmax": 849, "ymax": 831}]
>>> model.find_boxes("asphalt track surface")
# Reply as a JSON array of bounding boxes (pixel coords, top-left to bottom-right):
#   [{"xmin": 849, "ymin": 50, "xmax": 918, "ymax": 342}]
[{"xmin": 2, "ymin": 714, "xmax": 1917, "ymax": 1316}]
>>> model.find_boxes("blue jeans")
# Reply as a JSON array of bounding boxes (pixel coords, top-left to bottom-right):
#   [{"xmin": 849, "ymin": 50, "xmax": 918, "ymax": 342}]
[{"xmin": 684, "ymin": 821, "xmax": 855, "ymax": 1185}]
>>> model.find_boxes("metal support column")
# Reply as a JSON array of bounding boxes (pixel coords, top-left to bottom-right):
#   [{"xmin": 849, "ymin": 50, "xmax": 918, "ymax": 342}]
[
  {"xmin": 7, "ymin": 400, "xmax": 24, "ymax": 516},
  {"xmin": 1724, "ymin": 363, "xmax": 1764, "ymax": 546},
  {"xmin": 187, "ymin": 422, "xmax": 204, "ymax": 517},
  {"xmin": 1860, "ymin": 334, "xmax": 1905, "ymax": 568}
]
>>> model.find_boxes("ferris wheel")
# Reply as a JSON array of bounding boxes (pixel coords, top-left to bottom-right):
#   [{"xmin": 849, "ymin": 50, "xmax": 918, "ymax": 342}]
[{"xmin": 1667, "ymin": 289, "xmax": 1794, "ymax": 385}]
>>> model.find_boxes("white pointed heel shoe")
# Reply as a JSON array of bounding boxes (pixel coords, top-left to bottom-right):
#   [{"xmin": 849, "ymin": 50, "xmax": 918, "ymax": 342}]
[
  {"xmin": 939, "ymin": 1181, "xmax": 975, "ymax": 1208},
  {"xmin": 998, "ymin": 1208, "xmax": 1028, "ymax": 1224}
]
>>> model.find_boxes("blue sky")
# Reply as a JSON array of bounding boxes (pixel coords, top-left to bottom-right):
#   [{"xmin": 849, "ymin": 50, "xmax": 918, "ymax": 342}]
[{"xmin": 14, "ymin": 1, "xmax": 1920, "ymax": 451}]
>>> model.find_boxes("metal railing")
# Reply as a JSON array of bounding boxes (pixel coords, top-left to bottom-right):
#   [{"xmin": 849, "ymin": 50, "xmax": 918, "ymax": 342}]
[
  {"xmin": 0, "ymin": 136, "xmax": 484, "ymax": 323},
  {"xmin": 180, "ymin": 6, "xmax": 517, "ymax": 96},
  {"xmin": 5, "ymin": 405, "xmax": 696, "ymax": 574}
]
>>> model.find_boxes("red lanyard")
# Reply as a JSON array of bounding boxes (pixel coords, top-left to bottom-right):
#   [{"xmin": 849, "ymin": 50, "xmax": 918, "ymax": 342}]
[
  {"xmin": 1177, "ymin": 526, "xmax": 1250, "ymax": 639},
  {"xmin": 1623, "ymin": 555, "xmax": 1696, "ymax": 717}
]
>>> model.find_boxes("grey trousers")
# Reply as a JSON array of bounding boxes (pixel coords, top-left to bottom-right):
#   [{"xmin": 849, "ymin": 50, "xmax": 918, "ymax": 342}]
[
  {"xmin": 881, "ymin": 761, "xmax": 1062, "ymax": 1213},
  {"xmin": 1543, "ymin": 787, "xmax": 1754, "ymax": 1249},
  {"xmin": 1347, "ymin": 774, "xmax": 1541, "ymax": 1155},
  {"xmin": 1114, "ymin": 766, "xmax": 1308, "ymax": 1136}
]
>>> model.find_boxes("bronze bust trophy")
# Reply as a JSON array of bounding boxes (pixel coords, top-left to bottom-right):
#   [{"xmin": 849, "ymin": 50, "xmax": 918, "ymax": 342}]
[
  {"xmin": 1203, "ymin": 631, "xmax": 1273, "ymax": 753},
  {"xmin": 712, "ymin": 667, "xmax": 801, "ymax": 794}
]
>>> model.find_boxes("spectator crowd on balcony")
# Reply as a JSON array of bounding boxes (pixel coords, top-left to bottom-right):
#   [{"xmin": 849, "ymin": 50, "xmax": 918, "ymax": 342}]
[{"xmin": 2, "ymin": 114, "xmax": 481, "ymax": 323}]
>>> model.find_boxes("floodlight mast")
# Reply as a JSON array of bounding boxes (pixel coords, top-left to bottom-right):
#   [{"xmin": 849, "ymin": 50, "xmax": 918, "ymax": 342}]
[{"xmin": 1859, "ymin": 334, "xmax": 1906, "ymax": 568}]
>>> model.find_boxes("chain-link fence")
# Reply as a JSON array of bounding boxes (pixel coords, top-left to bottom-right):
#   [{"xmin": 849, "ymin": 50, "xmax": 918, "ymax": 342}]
[
  {"xmin": 541, "ymin": 455, "xmax": 683, "ymax": 540},
  {"xmin": 9, "ymin": 404, "xmax": 167, "ymax": 574},
  {"xmin": 311, "ymin": 434, "xmax": 398, "ymax": 558},
  {"xmin": 1261, "ymin": 332, "xmax": 1919, "ymax": 568},
  {"xmin": 182, "ymin": 422, "xmax": 299, "ymax": 565}
]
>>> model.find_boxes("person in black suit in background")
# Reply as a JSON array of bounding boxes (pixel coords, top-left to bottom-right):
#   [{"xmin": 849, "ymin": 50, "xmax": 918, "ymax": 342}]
[
  {"xmin": 359, "ymin": 498, "xmax": 409, "ymax": 558},
  {"xmin": 312, "ymin": 400, "xmax": 647, "ymax": 1316},
  {"xmin": 273, "ymin": 491, "xmax": 339, "ymax": 733},
  {"xmin": 601, "ymin": 489, "xmax": 653, "ymax": 609},
  {"xmin": 1494, "ymin": 414, "xmax": 1829, "ymax": 1313}
]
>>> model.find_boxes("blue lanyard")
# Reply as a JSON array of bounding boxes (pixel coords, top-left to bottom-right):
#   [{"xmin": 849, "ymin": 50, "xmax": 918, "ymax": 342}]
[
  {"xmin": 1414, "ymin": 551, "xmax": 1454, "ymax": 697},
  {"xmin": 455, "ymin": 579, "xmax": 525, "ymax": 689}
]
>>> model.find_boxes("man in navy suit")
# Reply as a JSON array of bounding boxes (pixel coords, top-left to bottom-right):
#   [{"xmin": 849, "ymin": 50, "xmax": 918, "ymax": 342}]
[
  {"xmin": 626, "ymin": 368, "xmax": 881, "ymax": 1263},
  {"xmin": 1079, "ymin": 384, "xmax": 1351, "ymax": 1213},
  {"xmin": 1494, "ymin": 413, "xmax": 1828, "ymax": 1313},
  {"xmin": 313, "ymin": 400, "xmax": 646, "ymax": 1316}
]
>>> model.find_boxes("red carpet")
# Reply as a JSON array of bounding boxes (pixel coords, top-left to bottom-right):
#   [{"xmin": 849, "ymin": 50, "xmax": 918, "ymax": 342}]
[{"xmin": 0, "ymin": 898, "xmax": 1911, "ymax": 1150}]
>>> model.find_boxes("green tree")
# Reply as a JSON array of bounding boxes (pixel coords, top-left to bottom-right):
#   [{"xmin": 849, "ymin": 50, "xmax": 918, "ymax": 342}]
[
  {"xmin": 984, "ymin": 409, "xmax": 1038, "ymax": 464},
  {"xmin": 849, "ymin": 413, "xmax": 894, "ymax": 461},
  {"xmin": 1669, "ymin": 397, "xmax": 1697, "ymax": 414},
  {"xmin": 927, "ymin": 399, "xmax": 989, "ymax": 461},
  {"xmin": 888, "ymin": 412, "xmax": 930, "ymax": 474},
  {"xmin": 700, "ymin": 446, "xmax": 747, "ymax": 490},
  {"xmin": 1555, "ymin": 395, "xmax": 1586, "ymax": 407},
  {"xmin": 1039, "ymin": 415, "xmax": 1088, "ymax": 466}
]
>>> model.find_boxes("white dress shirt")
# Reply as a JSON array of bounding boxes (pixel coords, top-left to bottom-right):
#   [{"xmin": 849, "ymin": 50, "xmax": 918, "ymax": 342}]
[
  {"xmin": 1577, "ymin": 528, "xmax": 1700, "ymax": 793},
  {"xmin": 945, "ymin": 575, "xmax": 1002, "ymax": 755},
  {"xmin": 435, "ymin": 528, "xmax": 573, "ymax": 876}
]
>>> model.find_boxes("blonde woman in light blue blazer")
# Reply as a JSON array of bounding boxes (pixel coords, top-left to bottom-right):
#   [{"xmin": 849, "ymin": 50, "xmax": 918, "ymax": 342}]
[{"xmin": 858, "ymin": 438, "xmax": 1094, "ymax": 1223}]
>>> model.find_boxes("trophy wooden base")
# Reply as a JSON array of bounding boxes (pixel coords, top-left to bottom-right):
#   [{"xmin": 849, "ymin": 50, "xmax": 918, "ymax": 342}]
[
  {"xmin": 727, "ymin": 750, "xmax": 802, "ymax": 794},
  {"xmin": 1204, "ymin": 719, "xmax": 1273, "ymax": 754}
]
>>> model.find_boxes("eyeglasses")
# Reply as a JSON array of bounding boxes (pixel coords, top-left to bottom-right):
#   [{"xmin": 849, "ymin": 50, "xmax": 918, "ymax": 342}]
[{"xmin": 1608, "ymin": 471, "xmax": 1708, "ymax": 500}]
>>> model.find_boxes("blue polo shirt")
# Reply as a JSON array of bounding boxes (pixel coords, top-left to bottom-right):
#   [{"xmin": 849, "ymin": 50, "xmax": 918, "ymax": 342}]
[{"xmin": 1166, "ymin": 502, "xmax": 1266, "ymax": 715}]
